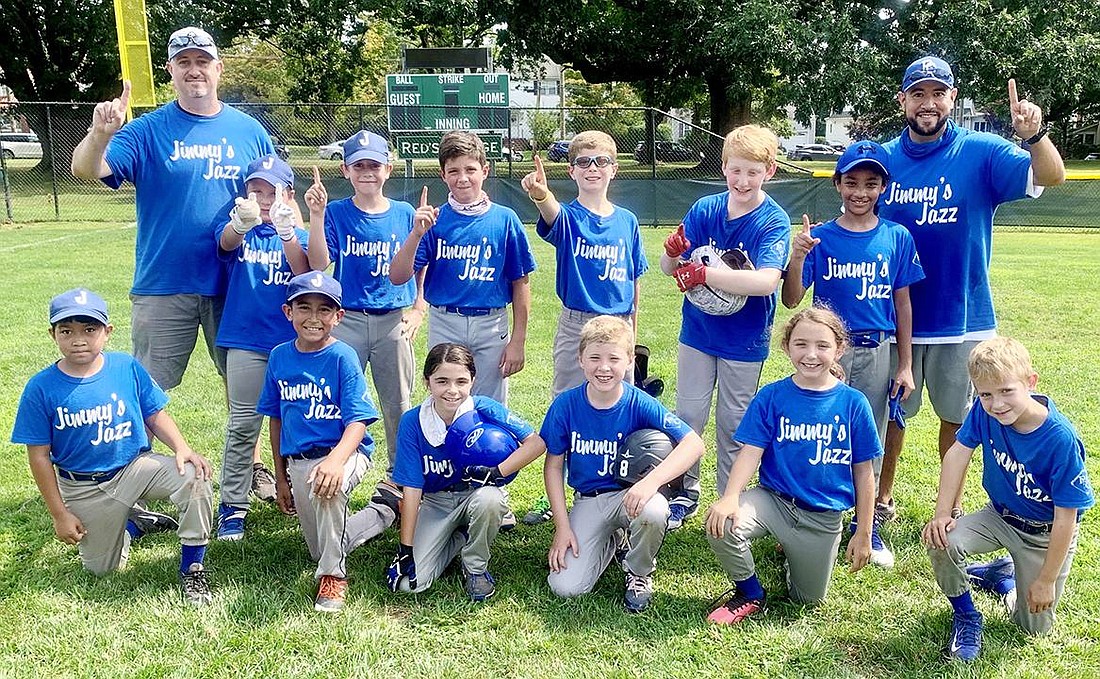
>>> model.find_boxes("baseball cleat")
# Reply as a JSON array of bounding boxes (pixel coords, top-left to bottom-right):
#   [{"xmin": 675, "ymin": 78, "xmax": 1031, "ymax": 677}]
[
  {"xmin": 251, "ymin": 463, "xmax": 278, "ymax": 503},
  {"xmin": 874, "ymin": 499, "xmax": 898, "ymax": 524},
  {"xmin": 522, "ymin": 495, "xmax": 553, "ymax": 525},
  {"xmin": 370, "ymin": 480, "xmax": 403, "ymax": 520},
  {"xmin": 707, "ymin": 589, "xmax": 765, "ymax": 625},
  {"xmin": 216, "ymin": 503, "xmax": 247, "ymax": 541},
  {"xmin": 624, "ymin": 572, "xmax": 653, "ymax": 613},
  {"xmin": 128, "ymin": 504, "xmax": 179, "ymax": 539},
  {"xmin": 944, "ymin": 610, "xmax": 983, "ymax": 662},
  {"xmin": 180, "ymin": 563, "xmax": 213, "ymax": 607},
  {"xmin": 666, "ymin": 501, "xmax": 698, "ymax": 531},
  {"xmin": 464, "ymin": 570, "xmax": 496, "ymax": 602},
  {"xmin": 314, "ymin": 575, "xmax": 348, "ymax": 613},
  {"xmin": 966, "ymin": 555, "xmax": 1017, "ymax": 613},
  {"xmin": 848, "ymin": 520, "xmax": 895, "ymax": 569}
]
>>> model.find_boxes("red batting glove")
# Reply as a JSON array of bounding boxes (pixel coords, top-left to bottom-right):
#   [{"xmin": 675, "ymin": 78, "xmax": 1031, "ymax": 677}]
[
  {"xmin": 664, "ymin": 224, "xmax": 691, "ymax": 258},
  {"xmin": 674, "ymin": 262, "xmax": 706, "ymax": 292}
]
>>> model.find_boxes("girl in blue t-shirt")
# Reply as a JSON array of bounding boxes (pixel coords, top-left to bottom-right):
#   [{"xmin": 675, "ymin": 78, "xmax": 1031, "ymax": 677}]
[
  {"xmin": 386, "ymin": 343, "xmax": 546, "ymax": 601},
  {"xmin": 703, "ymin": 306, "xmax": 882, "ymax": 624}
]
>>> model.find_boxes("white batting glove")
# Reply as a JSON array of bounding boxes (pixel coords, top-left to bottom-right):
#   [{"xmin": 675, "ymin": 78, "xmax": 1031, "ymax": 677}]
[
  {"xmin": 271, "ymin": 184, "xmax": 297, "ymax": 241},
  {"xmin": 230, "ymin": 193, "xmax": 262, "ymax": 235}
]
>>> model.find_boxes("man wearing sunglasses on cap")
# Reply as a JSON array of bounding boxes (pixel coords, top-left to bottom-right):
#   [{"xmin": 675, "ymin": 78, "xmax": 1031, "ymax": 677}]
[
  {"xmin": 71, "ymin": 27, "xmax": 276, "ymax": 394},
  {"xmin": 874, "ymin": 56, "xmax": 1066, "ymax": 527}
]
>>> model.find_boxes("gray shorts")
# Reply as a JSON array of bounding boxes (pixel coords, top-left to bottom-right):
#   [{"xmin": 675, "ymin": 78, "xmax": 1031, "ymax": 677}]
[
  {"xmin": 130, "ymin": 294, "xmax": 226, "ymax": 389},
  {"xmin": 891, "ymin": 341, "xmax": 979, "ymax": 424}
]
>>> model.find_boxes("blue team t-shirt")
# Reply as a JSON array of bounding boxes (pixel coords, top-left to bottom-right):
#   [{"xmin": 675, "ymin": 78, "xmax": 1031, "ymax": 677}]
[
  {"xmin": 12, "ymin": 352, "xmax": 169, "ymax": 473},
  {"xmin": 799, "ymin": 218, "xmax": 925, "ymax": 334},
  {"xmin": 392, "ymin": 395, "xmax": 535, "ymax": 493},
  {"xmin": 413, "ymin": 203, "xmax": 537, "ymax": 309},
  {"xmin": 540, "ymin": 383, "xmax": 692, "ymax": 495},
  {"xmin": 957, "ymin": 394, "xmax": 1093, "ymax": 522},
  {"xmin": 324, "ymin": 197, "xmax": 417, "ymax": 311},
  {"xmin": 881, "ymin": 122, "xmax": 1033, "ymax": 340},
  {"xmin": 679, "ymin": 192, "xmax": 791, "ymax": 361},
  {"xmin": 216, "ymin": 223, "xmax": 308, "ymax": 353},
  {"xmin": 735, "ymin": 377, "xmax": 882, "ymax": 512},
  {"xmin": 256, "ymin": 339, "xmax": 379, "ymax": 458},
  {"xmin": 103, "ymin": 101, "xmax": 275, "ymax": 296},
  {"xmin": 536, "ymin": 200, "xmax": 648, "ymax": 315}
]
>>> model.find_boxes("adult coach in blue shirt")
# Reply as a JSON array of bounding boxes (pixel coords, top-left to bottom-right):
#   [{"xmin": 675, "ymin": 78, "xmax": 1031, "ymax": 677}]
[
  {"xmin": 71, "ymin": 27, "xmax": 275, "ymax": 390},
  {"xmin": 876, "ymin": 57, "xmax": 1065, "ymax": 519}
]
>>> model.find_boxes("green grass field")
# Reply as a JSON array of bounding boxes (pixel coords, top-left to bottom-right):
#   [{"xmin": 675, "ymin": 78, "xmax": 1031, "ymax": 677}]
[{"xmin": 0, "ymin": 223, "xmax": 1098, "ymax": 678}]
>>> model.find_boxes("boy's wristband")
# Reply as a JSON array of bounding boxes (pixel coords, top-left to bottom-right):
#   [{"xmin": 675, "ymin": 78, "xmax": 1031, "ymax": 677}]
[{"xmin": 530, "ymin": 191, "xmax": 552, "ymax": 204}]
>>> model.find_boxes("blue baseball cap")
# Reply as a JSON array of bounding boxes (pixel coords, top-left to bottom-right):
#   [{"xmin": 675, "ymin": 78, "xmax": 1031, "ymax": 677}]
[
  {"xmin": 244, "ymin": 154, "xmax": 294, "ymax": 190},
  {"xmin": 902, "ymin": 56, "xmax": 955, "ymax": 91},
  {"xmin": 343, "ymin": 131, "xmax": 390, "ymax": 165},
  {"xmin": 49, "ymin": 288, "xmax": 110, "ymax": 325},
  {"xmin": 286, "ymin": 271, "xmax": 342, "ymax": 307},
  {"xmin": 835, "ymin": 141, "xmax": 890, "ymax": 179}
]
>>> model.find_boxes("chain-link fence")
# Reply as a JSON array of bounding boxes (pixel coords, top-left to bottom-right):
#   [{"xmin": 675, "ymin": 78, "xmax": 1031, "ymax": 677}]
[{"xmin": 2, "ymin": 101, "xmax": 1099, "ymax": 229}]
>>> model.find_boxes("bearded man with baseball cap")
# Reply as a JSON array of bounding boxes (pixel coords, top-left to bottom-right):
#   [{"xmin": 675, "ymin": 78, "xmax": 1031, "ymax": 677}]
[
  {"xmin": 875, "ymin": 56, "xmax": 1066, "ymax": 524},
  {"xmin": 71, "ymin": 27, "xmax": 276, "ymax": 392}
]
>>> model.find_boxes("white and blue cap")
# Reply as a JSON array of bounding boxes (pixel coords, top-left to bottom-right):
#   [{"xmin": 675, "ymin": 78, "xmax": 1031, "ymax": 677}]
[
  {"xmin": 902, "ymin": 56, "xmax": 954, "ymax": 91},
  {"xmin": 286, "ymin": 271, "xmax": 343, "ymax": 307},
  {"xmin": 245, "ymin": 154, "xmax": 294, "ymax": 190},
  {"xmin": 49, "ymin": 288, "xmax": 110, "ymax": 325},
  {"xmin": 342, "ymin": 131, "xmax": 390, "ymax": 165},
  {"xmin": 835, "ymin": 141, "xmax": 890, "ymax": 179},
  {"xmin": 167, "ymin": 27, "xmax": 219, "ymax": 61}
]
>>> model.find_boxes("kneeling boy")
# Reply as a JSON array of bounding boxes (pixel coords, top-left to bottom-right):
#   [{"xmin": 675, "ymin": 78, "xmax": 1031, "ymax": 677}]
[
  {"xmin": 922, "ymin": 337, "xmax": 1093, "ymax": 661},
  {"xmin": 12, "ymin": 289, "xmax": 215, "ymax": 605},
  {"xmin": 540, "ymin": 316, "xmax": 704, "ymax": 612}
]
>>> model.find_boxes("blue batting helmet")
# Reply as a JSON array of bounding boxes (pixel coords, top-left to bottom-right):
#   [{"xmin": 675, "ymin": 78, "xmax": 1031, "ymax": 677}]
[{"xmin": 445, "ymin": 410, "xmax": 520, "ymax": 484}]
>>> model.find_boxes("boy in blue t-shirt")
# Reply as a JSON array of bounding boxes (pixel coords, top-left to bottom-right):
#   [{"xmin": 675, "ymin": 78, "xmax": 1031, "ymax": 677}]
[
  {"xmin": 923, "ymin": 338, "xmax": 1092, "ymax": 662},
  {"xmin": 519, "ymin": 129, "xmax": 649, "ymax": 526},
  {"xmin": 389, "ymin": 130, "xmax": 537, "ymax": 406},
  {"xmin": 11, "ymin": 289, "xmax": 215, "ymax": 606},
  {"xmin": 256, "ymin": 271, "xmax": 396, "ymax": 613},
  {"xmin": 214, "ymin": 153, "xmax": 310, "ymax": 540},
  {"xmin": 540, "ymin": 316, "xmax": 704, "ymax": 613},
  {"xmin": 659, "ymin": 124, "xmax": 791, "ymax": 528},
  {"xmin": 306, "ymin": 131, "xmax": 426, "ymax": 485},
  {"xmin": 782, "ymin": 141, "xmax": 925, "ymax": 565}
]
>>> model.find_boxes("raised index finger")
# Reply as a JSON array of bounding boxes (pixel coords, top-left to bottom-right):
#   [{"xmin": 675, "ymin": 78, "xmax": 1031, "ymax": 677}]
[
  {"xmin": 275, "ymin": 183, "xmax": 285, "ymax": 203},
  {"xmin": 1008, "ymin": 78, "xmax": 1019, "ymax": 110},
  {"xmin": 312, "ymin": 165, "xmax": 321, "ymax": 185},
  {"xmin": 419, "ymin": 185, "xmax": 429, "ymax": 208},
  {"xmin": 119, "ymin": 80, "xmax": 132, "ymax": 109},
  {"xmin": 534, "ymin": 154, "xmax": 545, "ymax": 182},
  {"xmin": 802, "ymin": 213, "xmax": 812, "ymax": 234}
]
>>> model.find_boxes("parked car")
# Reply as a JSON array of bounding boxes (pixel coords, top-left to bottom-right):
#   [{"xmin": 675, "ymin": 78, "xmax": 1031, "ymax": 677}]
[
  {"xmin": 1085, "ymin": 153, "xmax": 1100, "ymax": 161},
  {"xmin": 502, "ymin": 146, "xmax": 525, "ymax": 162},
  {"xmin": 787, "ymin": 144, "xmax": 843, "ymax": 161},
  {"xmin": 318, "ymin": 139, "xmax": 348, "ymax": 161},
  {"xmin": 0, "ymin": 132, "xmax": 43, "ymax": 159},
  {"xmin": 633, "ymin": 141, "xmax": 702, "ymax": 163},
  {"xmin": 546, "ymin": 140, "xmax": 571, "ymax": 162}
]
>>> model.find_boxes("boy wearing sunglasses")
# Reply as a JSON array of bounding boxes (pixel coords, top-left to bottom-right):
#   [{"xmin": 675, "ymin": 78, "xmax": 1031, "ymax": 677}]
[
  {"xmin": 518, "ymin": 131, "xmax": 648, "ymax": 527},
  {"xmin": 522, "ymin": 131, "xmax": 648, "ymax": 401}
]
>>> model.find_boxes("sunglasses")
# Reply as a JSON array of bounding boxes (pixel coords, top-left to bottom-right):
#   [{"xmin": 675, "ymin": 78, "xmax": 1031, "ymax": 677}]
[
  {"xmin": 169, "ymin": 32, "xmax": 215, "ymax": 49},
  {"xmin": 571, "ymin": 155, "xmax": 615, "ymax": 168}
]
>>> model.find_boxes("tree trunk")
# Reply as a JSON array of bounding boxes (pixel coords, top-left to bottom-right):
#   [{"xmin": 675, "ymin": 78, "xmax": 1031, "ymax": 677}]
[{"xmin": 702, "ymin": 73, "xmax": 753, "ymax": 172}]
